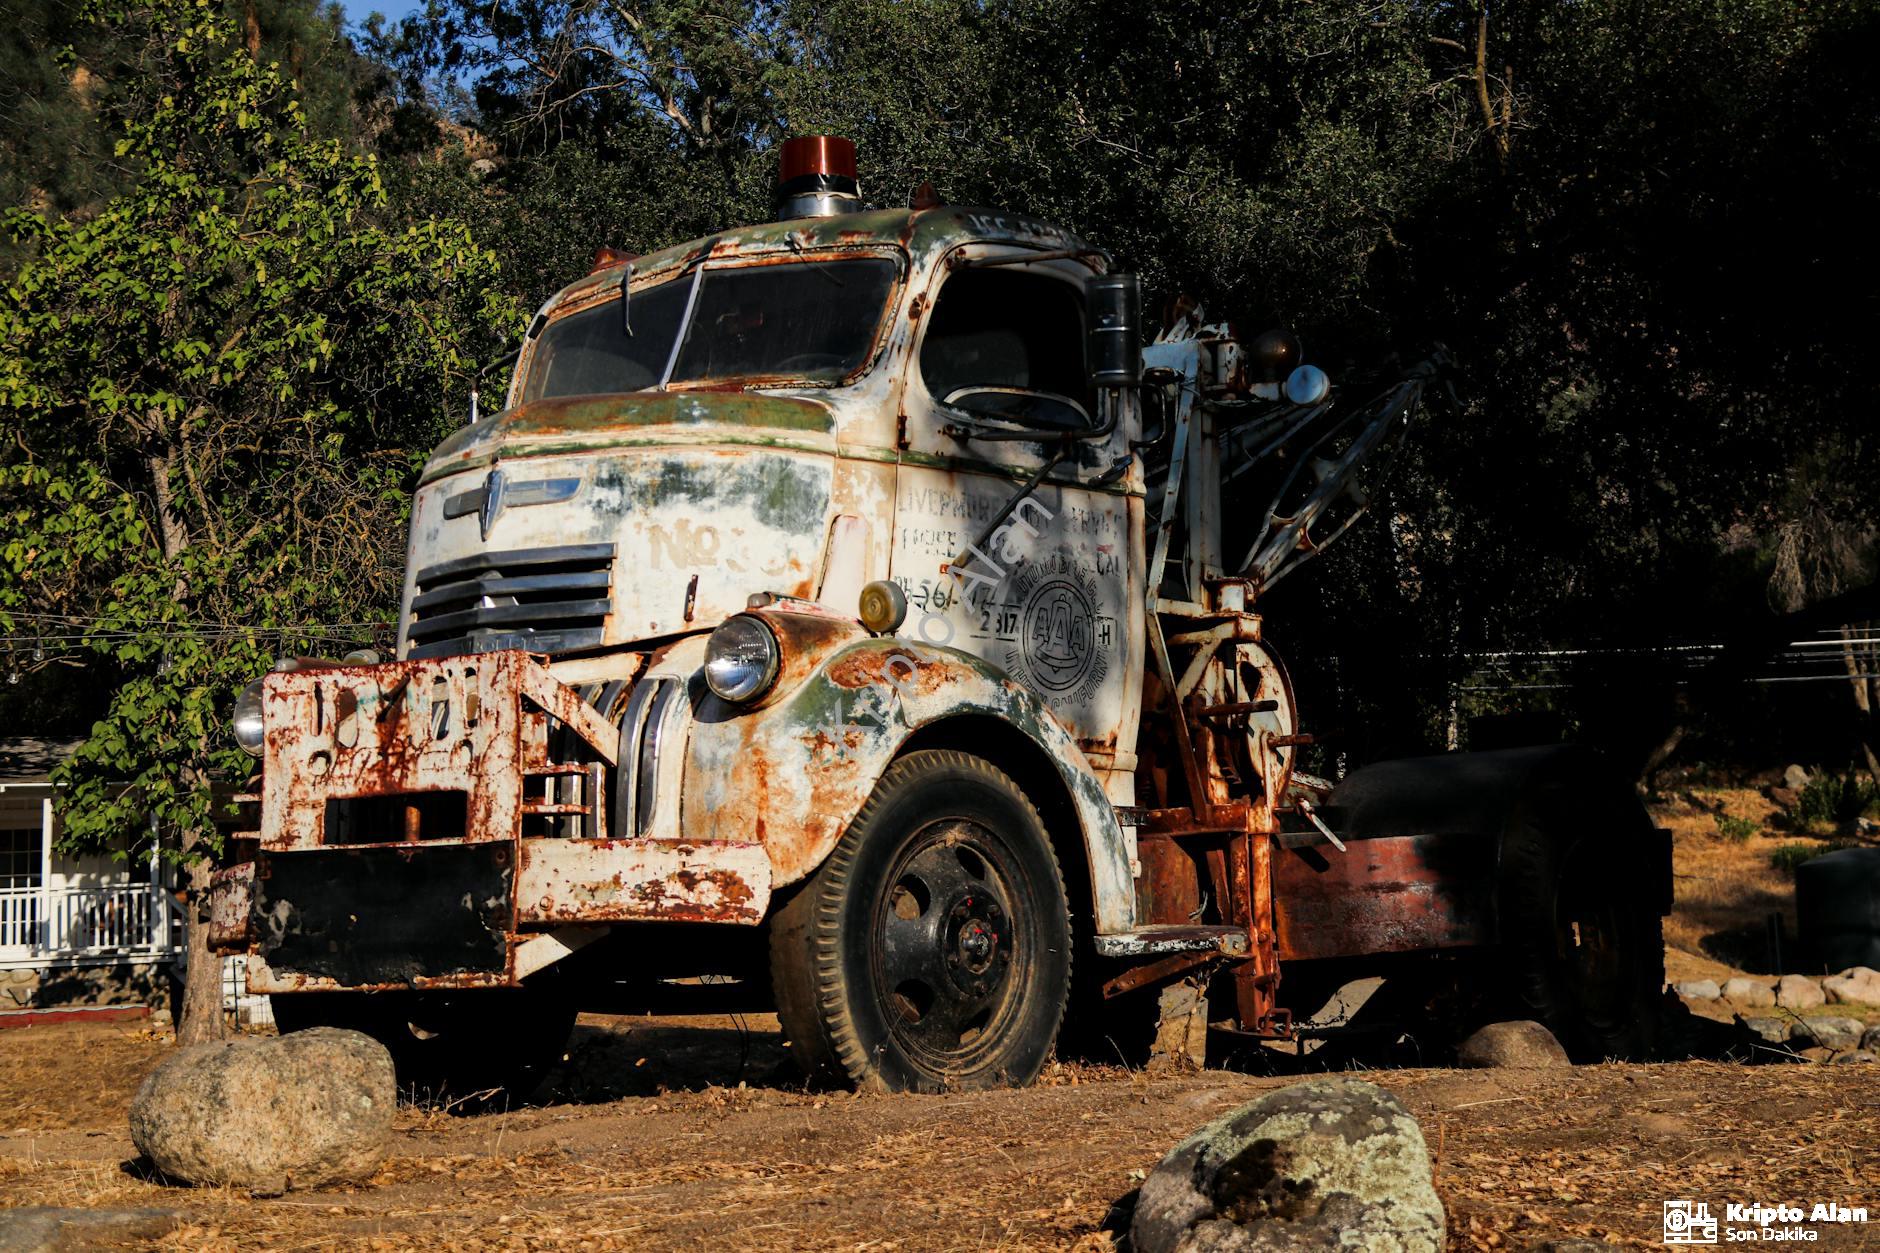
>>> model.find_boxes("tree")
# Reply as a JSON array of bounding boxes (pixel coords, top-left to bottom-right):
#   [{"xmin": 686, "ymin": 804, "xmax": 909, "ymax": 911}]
[{"xmin": 0, "ymin": 0, "xmax": 514, "ymax": 1041}]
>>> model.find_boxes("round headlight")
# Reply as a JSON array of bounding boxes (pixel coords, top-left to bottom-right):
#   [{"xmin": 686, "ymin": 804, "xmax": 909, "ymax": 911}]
[
  {"xmin": 704, "ymin": 616, "xmax": 780, "ymax": 703},
  {"xmin": 232, "ymin": 678, "xmax": 265, "ymax": 756}
]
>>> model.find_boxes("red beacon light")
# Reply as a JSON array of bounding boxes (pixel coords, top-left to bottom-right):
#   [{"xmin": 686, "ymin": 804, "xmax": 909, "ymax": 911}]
[
  {"xmin": 588, "ymin": 246, "xmax": 638, "ymax": 274},
  {"xmin": 775, "ymin": 135, "xmax": 863, "ymax": 221}
]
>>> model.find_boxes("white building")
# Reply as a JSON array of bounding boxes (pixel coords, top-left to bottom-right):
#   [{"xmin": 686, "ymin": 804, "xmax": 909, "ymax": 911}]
[{"xmin": 0, "ymin": 739, "xmax": 182, "ymax": 1012}]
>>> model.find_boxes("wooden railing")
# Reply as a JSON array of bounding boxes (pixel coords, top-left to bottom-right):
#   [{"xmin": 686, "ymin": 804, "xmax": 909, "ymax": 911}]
[{"xmin": 0, "ymin": 884, "xmax": 180, "ymax": 961}]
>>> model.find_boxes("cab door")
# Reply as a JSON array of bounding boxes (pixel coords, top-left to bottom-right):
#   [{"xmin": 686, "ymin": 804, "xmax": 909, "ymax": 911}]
[{"xmin": 889, "ymin": 248, "xmax": 1145, "ymax": 786}]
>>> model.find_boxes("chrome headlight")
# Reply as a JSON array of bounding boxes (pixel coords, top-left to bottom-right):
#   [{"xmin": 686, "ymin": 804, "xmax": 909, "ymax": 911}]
[
  {"xmin": 703, "ymin": 615, "xmax": 779, "ymax": 703},
  {"xmin": 232, "ymin": 678, "xmax": 265, "ymax": 757}
]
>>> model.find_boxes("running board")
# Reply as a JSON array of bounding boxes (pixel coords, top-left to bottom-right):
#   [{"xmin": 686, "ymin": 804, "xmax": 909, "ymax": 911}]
[{"xmin": 1093, "ymin": 924, "xmax": 1249, "ymax": 959}]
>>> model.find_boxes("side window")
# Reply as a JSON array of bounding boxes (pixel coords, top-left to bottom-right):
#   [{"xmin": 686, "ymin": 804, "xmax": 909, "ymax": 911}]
[{"xmin": 919, "ymin": 269, "xmax": 1089, "ymax": 429}]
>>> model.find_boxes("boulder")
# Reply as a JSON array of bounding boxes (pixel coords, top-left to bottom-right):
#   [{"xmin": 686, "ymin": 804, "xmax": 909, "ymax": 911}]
[
  {"xmin": 129, "ymin": 1027, "xmax": 394, "ymax": 1192},
  {"xmin": 1721, "ymin": 977, "xmax": 1776, "ymax": 1008},
  {"xmin": 1789, "ymin": 1017, "xmax": 1865, "ymax": 1051},
  {"xmin": 1822, "ymin": 967, "xmax": 1880, "ymax": 1007},
  {"xmin": 1784, "ymin": 764, "xmax": 1812, "ymax": 791},
  {"xmin": 1456, "ymin": 1021, "xmax": 1571, "ymax": 1069},
  {"xmin": 1833, "ymin": 1050, "xmax": 1878, "ymax": 1065},
  {"xmin": 1672, "ymin": 980, "xmax": 1721, "ymax": 1001},
  {"xmin": 1863, "ymin": 1023, "xmax": 1880, "ymax": 1053},
  {"xmin": 1775, "ymin": 975, "xmax": 1826, "ymax": 1010},
  {"xmin": 1132, "ymin": 1078, "xmax": 1444, "ymax": 1253},
  {"xmin": 1734, "ymin": 1016, "xmax": 1790, "ymax": 1048}
]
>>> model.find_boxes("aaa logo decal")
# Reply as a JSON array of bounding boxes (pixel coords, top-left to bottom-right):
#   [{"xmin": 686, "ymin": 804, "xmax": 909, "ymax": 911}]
[
  {"xmin": 1020, "ymin": 579, "xmax": 1096, "ymax": 693},
  {"xmin": 1004, "ymin": 560, "xmax": 1112, "ymax": 704}
]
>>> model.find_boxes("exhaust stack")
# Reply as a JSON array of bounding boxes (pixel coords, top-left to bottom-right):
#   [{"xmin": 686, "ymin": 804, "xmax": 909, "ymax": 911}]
[{"xmin": 776, "ymin": 135, "xmax": 862, "ymax": 221}]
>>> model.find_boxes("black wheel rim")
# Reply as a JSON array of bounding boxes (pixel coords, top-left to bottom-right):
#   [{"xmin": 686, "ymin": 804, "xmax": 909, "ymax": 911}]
[{"xmin": 870, "ymin": 818, "xmax": 1029, "ymax": 1073}]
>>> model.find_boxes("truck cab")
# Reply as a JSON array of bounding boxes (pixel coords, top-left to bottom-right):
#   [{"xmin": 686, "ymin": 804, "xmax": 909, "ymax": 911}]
[{"xmin": 220, "ymin": 138, "xmax": 1669, "ymax": 1098}]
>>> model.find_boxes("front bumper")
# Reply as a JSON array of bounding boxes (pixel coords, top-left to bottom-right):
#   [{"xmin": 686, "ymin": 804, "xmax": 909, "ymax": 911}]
[{"xmin": 217, "ymin": 650, "xmax": 770, "ymax": 994}]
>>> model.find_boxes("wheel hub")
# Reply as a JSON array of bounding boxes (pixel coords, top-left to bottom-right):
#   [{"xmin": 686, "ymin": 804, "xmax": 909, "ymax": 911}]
[{"xmin": 951, "ymin": 901, "xmax": 1003, "ymax": 974}]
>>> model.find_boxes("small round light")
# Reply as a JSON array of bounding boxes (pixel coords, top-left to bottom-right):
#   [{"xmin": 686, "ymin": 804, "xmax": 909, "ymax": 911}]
[
  {"xmin": 704, "ymin": 616, "xmax": 780, "ymax": 703},
  {"xmin": 857, "ymin": 580, "xmax": 908, "ymax": 635},
  {"xmin": 1283, "ymin": 363, "xmax": 1331, "ymax": 405},
  {"xmin": 1248, "ymin": 328, "xmax": 1303, "ymax": 382},
  {"xmin": 232, "ymin": 679, "xmax": 265, "ymax": 757}
]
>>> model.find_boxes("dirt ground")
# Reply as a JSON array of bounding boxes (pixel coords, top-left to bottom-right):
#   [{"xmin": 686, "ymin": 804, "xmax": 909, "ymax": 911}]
[
  {"xmin": 1, "ymin": 1013, "xmax": 1878, "ymax": 1251},
  {"xmin": 2, "ymin": 786, "xmax": 1877, "ymax": 1250}
]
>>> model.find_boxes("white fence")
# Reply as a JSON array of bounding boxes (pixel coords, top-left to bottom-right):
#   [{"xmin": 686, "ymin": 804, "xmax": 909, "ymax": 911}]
[
  {"xmin": 0, "ymin": 883, "xmax": 178, "ymax": 961},
  {"xmin": 223, "ymin": 953, "xmax": 275, "ymax": 1029}
]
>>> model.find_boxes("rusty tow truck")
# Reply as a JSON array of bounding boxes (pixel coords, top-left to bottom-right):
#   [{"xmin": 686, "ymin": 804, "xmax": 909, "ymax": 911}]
[{"xmin": 213, "ymin": 136, "xmax": 1670, "ymax": 1096}]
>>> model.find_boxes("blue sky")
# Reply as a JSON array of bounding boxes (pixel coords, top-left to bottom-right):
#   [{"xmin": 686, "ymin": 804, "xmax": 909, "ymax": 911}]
[{"xmin": 338, "ymin": 0, "xmax": 427, "ymax": 30}]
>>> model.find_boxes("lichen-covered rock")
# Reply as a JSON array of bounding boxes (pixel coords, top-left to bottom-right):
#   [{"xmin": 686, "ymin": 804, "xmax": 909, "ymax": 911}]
[
  {"xmin": 129, "ymin": 1027, "xmax": 394, "ymax": 1192},
  {"xmin": 1863, "ymin": 1023, "xmax": 1880, "ymax": 1053},
  {"xmin": 1832, "ymin": 1049, "xmax": 1878, "ymax": 1065},
  {"xmin": 1775, "ymin": 975, "xmax": 1826, "ymax": 1010},
  {"xmin": 1456, "ymin": 1021, "xmax": 1571, "ymax": 1069},
  {"xmin": 1131, "ymin": 1078, "xmax": 1444, "ymax": 1253},
  {"xmin": 1790, "ymin": 1016, "xmax": 1865, "ymax": 1051},
  {"xmin": 1722, "ymin": 977, "xmax": 1776, "ymax": 1008}
]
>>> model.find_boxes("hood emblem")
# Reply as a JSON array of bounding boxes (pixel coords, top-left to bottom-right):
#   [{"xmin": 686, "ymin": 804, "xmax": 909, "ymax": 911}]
[{"xmin": 443, "ymin": 468, "xmax": 581, "ymax": 541}]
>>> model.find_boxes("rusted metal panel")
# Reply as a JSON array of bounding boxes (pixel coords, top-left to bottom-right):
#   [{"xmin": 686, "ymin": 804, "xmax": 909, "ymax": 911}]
[
  {"xmin": 260, "ymin": 651, "xmax": 618, "ymax": 853},
  {"xmin": 514, "ymin": 837, "xmax": 769, "ymax": 926},
  {"xmin": 206, "ymin": 862, "xmax": 255, "ymax": 952},
  {"xmin": 1270, "ymin": 832, "xmax": 1496, "ymax": 962},
  {"xmin": 261, "ymin": 653, "xmax": 530, "ymax": 852},
  {"xmin": 248, "ymin": 843, "xmax": 516, "ymax": 993}
]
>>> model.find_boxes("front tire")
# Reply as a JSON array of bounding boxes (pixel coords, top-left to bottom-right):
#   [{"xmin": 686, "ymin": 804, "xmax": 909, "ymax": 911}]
[{"xmin": 769, "ymin": 750, "xmax": 1072, "ymax": 1092}]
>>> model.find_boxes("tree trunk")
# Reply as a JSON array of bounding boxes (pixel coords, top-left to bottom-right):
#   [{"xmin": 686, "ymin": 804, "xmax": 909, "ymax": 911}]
[
  {"xmin": 174, "ymin": 837, "xmax": 227, "ymax": 1045},
  {"xmin": 1842, "ymin": 625, "xmax": 1879, "ymax": 790},
  {"xmin": 143, "ymin": 446, "xmax": 226, "ymax": 1045}
]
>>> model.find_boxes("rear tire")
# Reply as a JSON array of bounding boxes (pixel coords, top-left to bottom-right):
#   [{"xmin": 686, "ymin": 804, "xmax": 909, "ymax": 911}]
[
  {"xmin": 769, "ymin": 750, "xmax": 1072, "ymax": 1092},
  {"xmin": 1492, "ymin": 799, "xmax": 1663, "ymax": 1061},
  {"xmin": 272, "ymin": 985, "xmax": 575, "ymax": 1108}
]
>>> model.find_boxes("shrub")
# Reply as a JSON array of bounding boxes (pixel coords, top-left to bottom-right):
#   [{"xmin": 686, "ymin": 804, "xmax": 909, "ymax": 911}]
[
  {"xmin": 1787, "ymin": 773, "xmax": 1880, "ymax": 831},
  {"xmin": 1716, "ymin": 813, "xmax": 1758, "ymax": 843},
  {"xmin": 1769, "ymin": 839, "xmax": 1862, "ymax": 877}
]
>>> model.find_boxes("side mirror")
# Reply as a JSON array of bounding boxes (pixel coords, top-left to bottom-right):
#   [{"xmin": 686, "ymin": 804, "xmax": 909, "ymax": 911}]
[{"xmin": 1086, "ymin": 273, "xmax": 1141, "ymax": 388}]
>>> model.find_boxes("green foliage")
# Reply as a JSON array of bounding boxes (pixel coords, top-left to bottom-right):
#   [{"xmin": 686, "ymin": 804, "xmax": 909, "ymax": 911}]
[
  {"xmin": 1788, "ymin": 773, "xmax": 1880, "ymax": 831},
  {"xmin": 0, "ymin": 0, "xmax": 515, "ymax": 865},
  {"xmin": 1769, "ymin": 839, "xmax": 1863, "ymax": 877},
  {"xmin": 1716, "ymin": 812, "xmax": 1759, "ymax": 844}
]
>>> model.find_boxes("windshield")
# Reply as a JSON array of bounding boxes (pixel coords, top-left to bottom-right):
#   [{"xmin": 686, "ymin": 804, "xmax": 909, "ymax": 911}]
[{"xmin": 520, "ymin": 256, "xmax": 898, "ymax": 403}]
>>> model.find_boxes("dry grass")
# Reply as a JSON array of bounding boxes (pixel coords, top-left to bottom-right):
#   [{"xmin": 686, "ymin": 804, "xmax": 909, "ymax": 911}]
[
  {"xmin": 2, "ymin": 1019, "xmax": 1878, "ymax": 1250},
  {"xmin": 0, "ymin": 790, "xmax": 1876, "ymax": 1248}
]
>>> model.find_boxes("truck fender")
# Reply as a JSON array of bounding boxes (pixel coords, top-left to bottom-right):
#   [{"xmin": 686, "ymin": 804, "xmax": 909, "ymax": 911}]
[{"xmin": 680, "ymin": 633, "xmax": 1136, "ymax": 935}]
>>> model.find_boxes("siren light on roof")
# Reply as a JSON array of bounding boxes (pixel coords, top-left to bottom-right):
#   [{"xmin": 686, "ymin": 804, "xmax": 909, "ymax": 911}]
[{"xmin": 775, "ymin": 135, "xmax": 863, "ymax": 221}]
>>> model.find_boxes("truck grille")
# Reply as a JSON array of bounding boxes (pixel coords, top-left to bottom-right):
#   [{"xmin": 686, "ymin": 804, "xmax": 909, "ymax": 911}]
[{"xmin": 406, "ymin": 543, "xmax": 614, "ymax": 660}]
